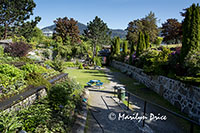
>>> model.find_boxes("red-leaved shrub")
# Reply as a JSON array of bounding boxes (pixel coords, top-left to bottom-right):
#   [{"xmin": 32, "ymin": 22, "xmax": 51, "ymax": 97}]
[{"xmin": 4, "ymin": 42, "xmax": 32, "ymax": 57}]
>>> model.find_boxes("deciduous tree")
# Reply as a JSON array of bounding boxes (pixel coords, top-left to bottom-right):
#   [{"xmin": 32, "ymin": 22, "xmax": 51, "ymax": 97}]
[
  {"xmin": 161, "ymin": 19, "xmax": 182, "ymax": 44},
  {"xmin": 126, "ymin": 12, "xmax": 159, "ymax": 48},
  {"xmin": 54, "ymin": 17, "xmax": 80, "ymax": 44}
]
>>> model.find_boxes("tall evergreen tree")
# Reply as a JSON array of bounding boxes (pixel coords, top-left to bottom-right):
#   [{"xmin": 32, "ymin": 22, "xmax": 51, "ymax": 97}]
[
  {"xmin": 130, "ymin": 40, "xmax": 135, "ymax": 54},
  {"xmin": 123, "ymin": 40, "xmax": 128, "ymax": 55},
  {"xmin": 115, "ymin": 37, "xmax": 120, "ymax": 55},
  {"xmin": 136, "ymin": 32, "xmax": 146, "ymax": 57},
  {"xmin": 84, "ymin": 16, "xmax": 111, "ymax": 59},
  {"xmin": 129, "ymin": 39, "xmax": 136, "ymax": 64},
  {"xmin": 181, "ymin": 3, "xmax": 200, "ymax": 63},
  {"xmin": 142, "ymin": 11, "xmax": 159, "ymax": 43},
  {"xmin": 144, "ymin": 32, "xmax": 150, "ymax": 49}
]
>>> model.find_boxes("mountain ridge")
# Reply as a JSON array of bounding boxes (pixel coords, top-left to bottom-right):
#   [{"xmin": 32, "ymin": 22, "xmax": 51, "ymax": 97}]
[{"xmin": 42, "ymin": 22, "xmax": 127, "ymax": 38}]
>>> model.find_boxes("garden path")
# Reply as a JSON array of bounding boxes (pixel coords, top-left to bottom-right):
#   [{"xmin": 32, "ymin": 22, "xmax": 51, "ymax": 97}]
[{"xmin": 86, "ymin": 68, "xmax": 188, "ymax": 133}]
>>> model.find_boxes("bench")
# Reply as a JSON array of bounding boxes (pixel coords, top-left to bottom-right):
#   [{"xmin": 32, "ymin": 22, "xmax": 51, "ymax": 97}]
[
  {"xmin": 86, "ymin": 80, "xmax": 101, "ymax": 87},
  {"xmin": 96, "ymin": 82, "xmax": 104, "ymax": 89}
]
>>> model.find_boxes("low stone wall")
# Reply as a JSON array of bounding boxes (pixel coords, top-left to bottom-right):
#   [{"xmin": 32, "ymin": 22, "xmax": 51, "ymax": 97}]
[
  {"xmin": 1, "ymin": 73, "xmax": 68, "ymax": 112},
  {"xmin": 111, "ymin": 60, "xmax": 200, "ymax": 123},
  {"xmin": 5, "ymin": 88, "xmax": 47, "ymax": 112}
]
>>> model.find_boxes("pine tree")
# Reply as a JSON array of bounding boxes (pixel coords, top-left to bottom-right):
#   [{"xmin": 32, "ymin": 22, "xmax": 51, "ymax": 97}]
[
  {"xmin": 84, "ymin": 16, "xmax": 111, "ymax": 59},
  {"xmin": 136, "ymin": 32, "xmax": 146, "ymax": 57},
  {"xmin": 123, "ymin": 40, "xmax": 128, "ymax": 55},
  {"xmin": 181, "ymin": 3, "xmax": 200, "ymax": 63}
]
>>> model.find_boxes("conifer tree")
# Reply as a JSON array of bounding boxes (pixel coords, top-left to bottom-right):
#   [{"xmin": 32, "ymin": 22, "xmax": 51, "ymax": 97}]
[
  {"xmin": 123, "ymin": 40, "xmax": 128, "ymax": 55},
  {"xmin": 136, "ymin": 32, "xmax": 146, "ymax": 57},
  {"xmin": 181, "ymin": 3, "xmax": 200, "ymax": 63},
  {"xmin": 84, "ymin": 16, "xmax": 111, "ymax": 59},
  {"xmin": 115, "ymin": 37, "xmax": 120, "ymax": 55},
  {"xmin": 129, "ymin": 40, "xmax": 136, "ymax": 64},
  {"xmin": 144, "ymin": 32, "xmax": 150, "ymax": 49}
]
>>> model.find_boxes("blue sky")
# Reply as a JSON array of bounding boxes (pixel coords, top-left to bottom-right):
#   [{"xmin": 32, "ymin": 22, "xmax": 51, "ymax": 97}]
[{"xmin": 33, "ymin": 0, "xmax": 199, "ymax": 30}]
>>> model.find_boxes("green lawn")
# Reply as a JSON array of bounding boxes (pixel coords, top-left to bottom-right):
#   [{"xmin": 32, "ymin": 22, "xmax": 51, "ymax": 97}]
[{"xmin": 64, "ymin": 68, "xmax": 109, "ymax": 87}]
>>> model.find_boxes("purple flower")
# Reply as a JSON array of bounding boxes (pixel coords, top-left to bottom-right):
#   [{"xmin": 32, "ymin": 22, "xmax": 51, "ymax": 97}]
[{"xmin": 59, "ymin": 105, "xmax": 64, "ymax": 108}]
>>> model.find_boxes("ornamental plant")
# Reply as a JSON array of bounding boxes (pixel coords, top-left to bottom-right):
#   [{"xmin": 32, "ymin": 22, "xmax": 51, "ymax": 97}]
[
  {"xmin": 136, "ymin": 31, "xmax": 146, "ymax": 57},
  {"xmin": 4, "ymin": 42, "xmax": 32, "ymax": 57},
  {"xmin": 181, "ymin": 3, "xmax": 200, "ymax": 63},
  {"xmin": 184, "ymin": 49, "xmax": 200, "ymax": 76},
  {"xmin": 0, "ymin": 64, "xmax": 25, "ymax": 88},
  {"xmin": 21, "ymin": 64, "xmax": 47, "ymax": 76}
]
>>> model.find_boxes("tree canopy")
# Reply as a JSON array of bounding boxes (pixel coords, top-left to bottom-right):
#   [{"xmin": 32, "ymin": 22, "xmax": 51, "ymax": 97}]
[
  {"xmin": 54, "ymin": 17, "xmax": 80, "ymax": 44},
  {"xmin": 181, "ymin": 3, "xmax": 200, "ymax": 63},
  {"xmin": 126, "ymin": 11, "xmax": 159, "ymax": 46},
  {"xmin": 0, "ymin": 0, "xmax": 40, "ymax": 39},
  {"xmin": 84, "ymin": 16, "xmax": 111, "ymax": 57},
  {"xmin": 161, "ymin": 18, "xmax": 182, "ymax": 44}
]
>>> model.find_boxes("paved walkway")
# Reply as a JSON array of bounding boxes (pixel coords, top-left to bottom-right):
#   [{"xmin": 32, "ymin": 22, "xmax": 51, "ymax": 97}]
[{"xmin": 86, "ymin": 68, "xmax": 189, "ymax": 133}]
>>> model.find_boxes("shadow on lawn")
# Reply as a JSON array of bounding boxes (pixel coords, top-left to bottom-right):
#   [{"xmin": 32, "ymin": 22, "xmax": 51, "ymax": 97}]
[
  {"xmin": 88, "ymin": 89, "xmax": 115, "ymax": 95},
  {"xmin": 91, "ymin": 74, "xmax": 109, "ymax": 78},
  {"xmin": 83, "ymin": 70, "xmax": 105, "ymax": 74}
]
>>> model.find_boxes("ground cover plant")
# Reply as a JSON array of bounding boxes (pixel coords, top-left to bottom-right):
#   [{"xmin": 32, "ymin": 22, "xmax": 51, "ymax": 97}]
[
  {"xmin": 0, "ymin": 63, "xmax": 59, "ymax": 101},
  {"xmin": 0, "ymin": 78, "xmax": 84, "ymax": 133}
]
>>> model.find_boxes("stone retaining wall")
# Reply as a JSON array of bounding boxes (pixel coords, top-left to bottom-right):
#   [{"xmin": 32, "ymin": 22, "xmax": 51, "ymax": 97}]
[
  {"xmin": 5, "ymin": 88, "xmax": 47, "ymax": 112},
  {"xmin": 111, "ymin": 60, "xmax": 200, "ymax": 123},
  {"xmin": 2, "ymin": 73, "xmax": 68, "ymax": 112}
]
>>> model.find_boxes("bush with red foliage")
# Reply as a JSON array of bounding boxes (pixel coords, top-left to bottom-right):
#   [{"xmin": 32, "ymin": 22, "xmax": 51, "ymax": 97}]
[{"xmin": 4, "ymin": 42, "xmax": 32, "ymax": 57}]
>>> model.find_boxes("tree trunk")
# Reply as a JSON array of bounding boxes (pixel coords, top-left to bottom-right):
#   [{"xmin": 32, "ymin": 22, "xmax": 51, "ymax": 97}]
[
  {"xmin": 93, "ymin": 40, "xmax": 97, "ymax": 65},
  {"xmin": 3, "ymin": 23, "xmax": 8, "ymax": 39}
]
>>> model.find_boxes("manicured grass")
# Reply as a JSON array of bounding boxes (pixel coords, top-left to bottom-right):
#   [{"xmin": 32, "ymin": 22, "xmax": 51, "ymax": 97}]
[{"xmin": 64, "ymin": 68, "xmax": 109, "ymax": 87}]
